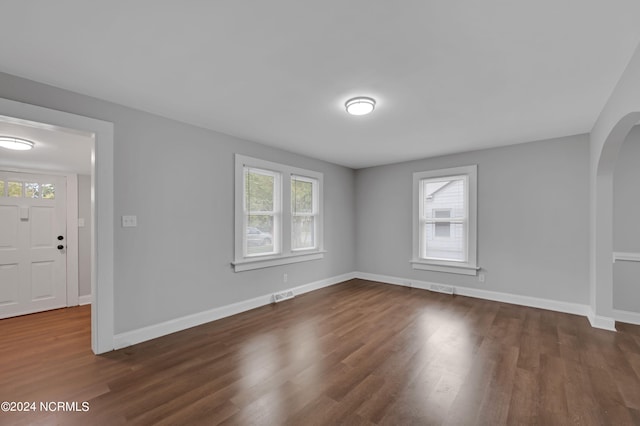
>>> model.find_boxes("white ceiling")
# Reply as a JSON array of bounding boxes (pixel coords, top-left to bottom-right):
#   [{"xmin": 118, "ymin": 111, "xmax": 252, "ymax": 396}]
[
  {"xmin": 0, "ymin": 119, "xmax": 93, "ymax": 175},
  {"xmin": 1, "ymin": 1, "xmax": 639, "ymax": 169}
]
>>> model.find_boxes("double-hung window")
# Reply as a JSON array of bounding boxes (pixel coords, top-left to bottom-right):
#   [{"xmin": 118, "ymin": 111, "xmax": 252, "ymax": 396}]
[
  {"xmin": 411, "ymin": 165, "xmax": 478, "ymax": 275},
  {"xmin": 234, "ymin": 155, "xmax": 324, "ymax": 272}
]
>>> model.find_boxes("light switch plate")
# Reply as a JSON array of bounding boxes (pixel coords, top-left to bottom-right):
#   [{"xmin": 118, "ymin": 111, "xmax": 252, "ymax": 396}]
[
  {"xmin": 121, "ymin": 215, "xmax": 137, "ymax": 227},
  {"xmin": 78, "ymin": 218, "xmax": 85, "ymax": 227}
]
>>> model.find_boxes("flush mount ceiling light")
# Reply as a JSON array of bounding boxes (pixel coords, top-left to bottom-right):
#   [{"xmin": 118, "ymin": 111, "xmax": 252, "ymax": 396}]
[
  {"xmin": 0, "ymin": 136, "xmax": 35, "ymax": 151},
  {"xmin": 345, "ymin": 97, "xmax": 376, "ymax": 116}
]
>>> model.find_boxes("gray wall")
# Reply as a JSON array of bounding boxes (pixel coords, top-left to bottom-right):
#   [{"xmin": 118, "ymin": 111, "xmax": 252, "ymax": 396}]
[
  {"xmin": 0, "ymin": 72, "xmax": 356, "ymax": 334},
  {"xmin": 1, "ymin": 69, "xmax": 600, "ymax": 335},
  {"xmin": 356, "ymin": 134, "xmax": 591, "ymax": 304},
  {"xmin": 613, "ymin": 125, "xmax": 640, "ymax": 313},
  {"xmin": 78, "ymin": 174, "xmax": 92, "ymax": 297}
]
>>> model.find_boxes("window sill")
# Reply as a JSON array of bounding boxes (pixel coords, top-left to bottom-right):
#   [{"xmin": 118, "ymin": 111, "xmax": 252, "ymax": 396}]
[
  {"xmin": 232, "ymin": 250, "xmax": 326, "ymax": 272},
  {"xmin": 613, "ymin": 252, "xmax": 640, "ymax": 263},
  {"xmin": 410, "ymin": 259, "xmax": 479, "ymax": 276}
]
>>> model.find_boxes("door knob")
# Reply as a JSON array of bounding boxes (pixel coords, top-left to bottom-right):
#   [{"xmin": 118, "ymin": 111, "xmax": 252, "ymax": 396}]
[
  {"xmin": 57, "ymin": 235, "xmax": 64, "ymax": 241},
  {"xmin": 57, "ymin": 245, "xmax": 64, "ymax": 250}
]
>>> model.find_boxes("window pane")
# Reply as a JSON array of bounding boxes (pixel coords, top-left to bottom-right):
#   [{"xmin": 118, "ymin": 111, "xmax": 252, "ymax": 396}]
[
  {"xmin": 0, "ymin": 181, "xmax": 4, "ymax": 196},
  {"xmin": 433, "ymin": 209, "xmax": 451, "ymax": 237},
  {"xmin": 245, "ymin": 167, "xmax": 277, "ymax": 256},
  {"xmin": 435, "ymin": 222, "xmax": 451, "ymax": 237},
  {"xmin": 423, "ymin": 178, "xmax": 464, "ymax": 219},
  {"xmin": 8, "ymin": 182, "xmax": 22, "ymax": 197},
  {"xmin": 25, "ymin": 182, "xmax": 40, "ymax": 198},
  {"xmin": 422, "ymin": 176, "xmax": 465, "ymax": 261},
  {"xmin": 41, "ymin": 183, "xmax": 55, "ymax": 199},
  {"xmin": 292, "ymin": 216, "xmax": 315, "ymax": 250},
  {"xmin": 424, "ymin": 223, "xmax": 465, "ymax": 260},
  {"xmin": 245, "ymin": 169, "xmax": 274, "ymax": 212},
  {"xmin": 246, "ymin": 216, "xmax": 274, "ymax": 255},
  {"xmin": 291, "ymin": 177, "xmax": 313, "ymax": 214}
]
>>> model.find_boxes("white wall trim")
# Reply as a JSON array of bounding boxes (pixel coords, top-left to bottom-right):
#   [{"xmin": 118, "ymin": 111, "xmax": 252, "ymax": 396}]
[
  {"xmin": 0, "ymin": 97, "xmax": 115, "ymax": 355},
  {"xmin": 455, "ymin": 285, "xmax": 589, "ymax": 318},
  {"xmin": 113, "ymin": 272, "xmax": 356, "ymax": 350},
  {"xmin": 66, "ymin": 173, "xmax": 79, "ymax": 307},
  {"xmin": 356, "ymin": 272, "xmax": 412, "ymax": 287},
  {"xmin": 587, "ymin": 310, "xmax": 617, "ymax": 331},
  {"xmin": 78, "ymin": 295, "xmax": 92, "ymax": 306},
  {"xmin": 412, "ymin": 165, "xmax": 478, "ymax": 275},
  {"xmin": 613, "ymin": 252, "xmax": 640, "ymax": 262},
  {"xmin": 355, "ymin": 271, "xmax": 599, "ymax": 323},
  {"xmin": 232, "ymin": 251, "xmax": 327, "ymax": 272},
  {"xmin": 613, "ymin": 309, "xmax": 640, "ymax": 326},
  {"xmin": 234, "ymin": 154, "xmax": 325, "ymax": 272},
  {"xmin": 410, "ymin": 260, "xmax": 479, "ymax": 276},
  {"xmin": 106, "ymin": 268, "xmax": 626, "ymax": 351}
]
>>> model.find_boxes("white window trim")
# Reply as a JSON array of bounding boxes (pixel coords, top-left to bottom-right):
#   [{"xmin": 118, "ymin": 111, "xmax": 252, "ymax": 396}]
[
  {"xmin": 411, "ymin": 165, "xmax": 478, "ymax": 276},
  {"xmin": 233, "ymin": 154, "xmax": 324, "ymax": 272}
]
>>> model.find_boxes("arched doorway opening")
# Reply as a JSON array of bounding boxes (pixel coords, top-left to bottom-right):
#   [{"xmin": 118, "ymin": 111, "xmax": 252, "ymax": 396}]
[
  {"xmin": 612, "ymin": 125, "xmax": 640, "ymax": 322},
  {"xmin": 591, "ymin": 111, "xmax": 640, "ymax": 329}
]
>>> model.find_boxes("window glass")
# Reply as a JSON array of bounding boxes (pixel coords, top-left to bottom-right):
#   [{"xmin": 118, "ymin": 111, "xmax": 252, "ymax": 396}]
[
  {"xmin": 245, "ymin": 168, "xmax": 278, "ymax": 256},
  {"xmin": 8, "ymin": 181, "xmax": 22, "ymax": 197},
  {"xmin": 292, "ymin": 176, "xmax": 317, "ymax": 250},
  {"xmin": 433, "ymin": 209, "xmax": 452, "ymax": 238},
  {"xmin": 41, "ymin": 183, "xmax": 55, "ymax": 199},
  {"xmin": 292, "ymin": 216, "xmax": 315, "ymax": 250},
  {"xmin": 426, "ymin": 223, "xmax": 464, "ymax": 259},
  {"xmin": 292, "ymin": 178, "xmax": 313, "ymax": 213},
  {"xmin": 25, "ymin": 182, "xmax": 40, "ymax": 198},
  {"xmin": 421, "ymin": 177, "xmax": 465, "ymax": 260}
]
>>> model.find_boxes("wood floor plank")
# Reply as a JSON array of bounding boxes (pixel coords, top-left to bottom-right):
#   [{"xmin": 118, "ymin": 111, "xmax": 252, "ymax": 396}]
[
  {"xmin": 538, "ymin": 354, "xmax": 570, "ymax": 425},
  {"xmin": 562, "ymin": 360, "xmax": 606, "ymax": 426},
  {"xmin": 1, "ymin": 279, "xmax": 639, "ymax": 424},
  {"xmin": 506, "ymin": 367, "xmax": 540, "ymax": 425}
]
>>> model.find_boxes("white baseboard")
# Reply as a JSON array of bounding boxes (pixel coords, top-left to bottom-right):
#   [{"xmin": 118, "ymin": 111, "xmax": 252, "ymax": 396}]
[
  {"xmin": 112, "ymin": 269, "xmax": 625, "ymax": 350},
  {"xmin": 587, "ymin": 310, "xmax": 617, "ymax": 331},
  {"xmin": 113, "ymin": 272, "xmax": 356, "ymax": 350},
  {"xmin": 354, "ymin": 271, "xmax": 593, "ymax": 321},
  {"xmin": 293, "ymin": 271, "xmax": 357, "ymax": 296},
  {"xmin": 356, "ymin": 272, "xmax": 411, "ymax": 288},
  {"xmin": 78, "ymin": 295, "xmax": 92, "ymax": 306},
  {"xmin": 455, "ymin": 286, "xmax": 590, "ymax": 318},
  {"xmin": 613, "ymin": 309, "xmax": 640, "ymax": 326}
]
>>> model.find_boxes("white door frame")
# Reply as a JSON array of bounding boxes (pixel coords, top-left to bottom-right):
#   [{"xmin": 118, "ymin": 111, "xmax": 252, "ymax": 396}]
[
  {"xmin": 0, "ymin": 168, "xmax": 79, "ymax": 308},
  {"xmin": 0, "ymin": 98, "xmax": 114, "ymax": 354}
]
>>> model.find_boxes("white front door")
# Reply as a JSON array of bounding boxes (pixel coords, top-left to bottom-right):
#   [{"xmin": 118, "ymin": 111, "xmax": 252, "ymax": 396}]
[{"xmin": 0, "ymin": 171, "xmax": 67, "ymax": 319}]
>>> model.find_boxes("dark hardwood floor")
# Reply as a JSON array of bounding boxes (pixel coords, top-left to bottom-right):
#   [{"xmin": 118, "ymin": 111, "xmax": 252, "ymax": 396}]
[{"xmin": 1, "ymin": 279, "xmax": 640, "ymax": 425}]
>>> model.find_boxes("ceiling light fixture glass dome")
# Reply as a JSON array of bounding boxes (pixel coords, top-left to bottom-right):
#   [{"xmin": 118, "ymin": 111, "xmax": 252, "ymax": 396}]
[
  {"xmin": 0, "ymin": 136, "xmax": 35, "ymax": 151},
  {"xmin": 345, "ymin": 97, "xmax": 376, "ymax": 116}
]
